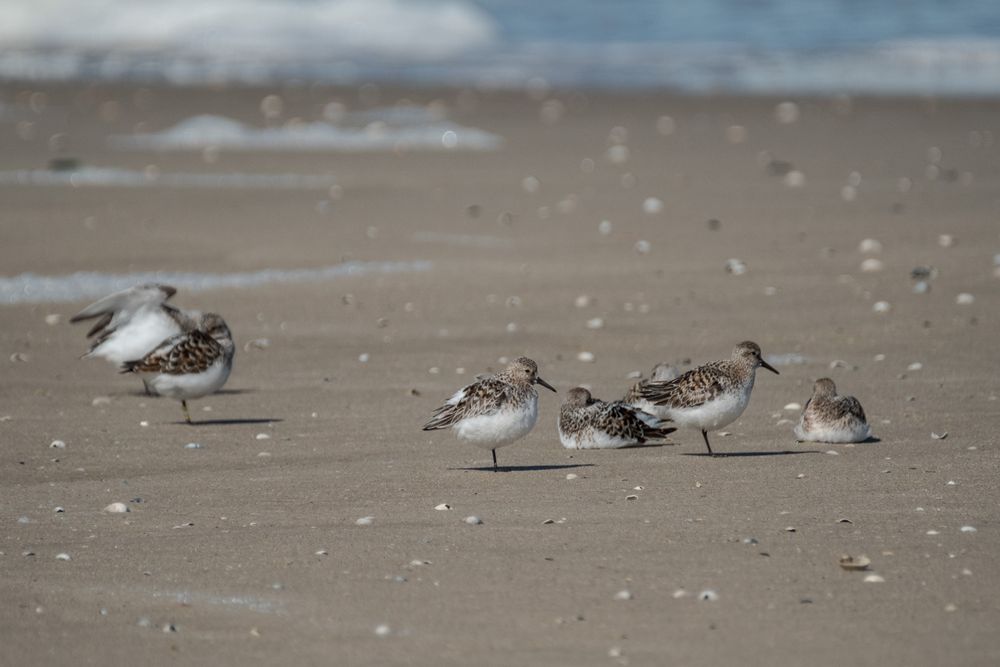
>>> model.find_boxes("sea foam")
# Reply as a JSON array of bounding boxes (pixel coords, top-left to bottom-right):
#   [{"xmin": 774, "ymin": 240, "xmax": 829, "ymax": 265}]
[{"xmin": 0, "ymin": 261, "xmax": 432, "ymax": 305}]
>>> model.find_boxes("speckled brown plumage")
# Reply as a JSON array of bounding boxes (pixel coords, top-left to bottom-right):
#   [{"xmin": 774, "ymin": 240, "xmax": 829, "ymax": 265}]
[
  {"xmin": 794, "ymin": 378, "xmax": 871, "ymax": 443},
  {"xmin": 122, "ymin": 328, "xmax": 226, "ymax": 375},
  {"xmin": 559, "ymin": 387, "xmax": 675, "ymax": 449}
]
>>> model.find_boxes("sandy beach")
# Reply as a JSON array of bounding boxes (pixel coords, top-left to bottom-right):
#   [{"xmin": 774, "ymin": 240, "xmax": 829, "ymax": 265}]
[{"xmin": 2, "ymin": 81, "xmax": 999, "ymax": 665}]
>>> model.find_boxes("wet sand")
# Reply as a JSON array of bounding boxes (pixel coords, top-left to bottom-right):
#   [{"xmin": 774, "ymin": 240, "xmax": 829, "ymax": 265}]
[{"xmin": 2, "ymin": 82, "xmax": 999, "ymax": 665}]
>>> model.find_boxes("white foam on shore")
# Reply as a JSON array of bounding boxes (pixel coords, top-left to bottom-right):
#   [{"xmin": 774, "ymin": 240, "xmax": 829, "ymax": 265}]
[
  {"xmin": 0, "ymin": 166, "xmax": 337, "ymax": 189},
  {"xmin": 0, "ymin": 0, "xmax": 497, "ymax": 62},
  {"xmin": 0, "ymin": 261, "xmax": 432, "ymax": 305},
  {"xmin": 111, "ymin": 112, "xmax": 502, "ymax": 152}
]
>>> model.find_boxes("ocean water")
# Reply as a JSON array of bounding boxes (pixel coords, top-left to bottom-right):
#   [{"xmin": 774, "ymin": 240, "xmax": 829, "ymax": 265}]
[{"xmin": 1, "ymin": 0, "xmax": 1000, "ymax": 94}]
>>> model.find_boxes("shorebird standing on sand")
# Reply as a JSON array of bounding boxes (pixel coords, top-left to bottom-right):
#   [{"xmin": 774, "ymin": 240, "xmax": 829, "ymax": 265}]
[
  {"xmin": 638, "ymin": 341, "xmax": 779, "ymax": 456},
  {"xmin": 120, "ymin": 313, "xmax": 235, "ymax": 424},
  {"xmin": 794, "ymin": 378, "xmax": 872, "ymax": 443},
  {"xmin": 70, "ymin": 283, "xmax": 201, "ymax": 394},
  {"xmin": 559, "ymin": 387, "xmax": 676, "ymax": 450},
  {"xmin": 422, "ymin": 357, "xmax": 557, "ymax": 471}
]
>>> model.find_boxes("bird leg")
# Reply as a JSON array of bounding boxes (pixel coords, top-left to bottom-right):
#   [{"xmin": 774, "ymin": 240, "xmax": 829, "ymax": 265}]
[
  {"xmin": 182, "ymin": 400, "xmax": 192, "ymax": 425},
  {"xmin": 701, "ymin": 430, "xmax": 716, "ymax": 456},
  {"xmin": 491, "ymin": 449, "xmax": 498, "ymax": 472}
]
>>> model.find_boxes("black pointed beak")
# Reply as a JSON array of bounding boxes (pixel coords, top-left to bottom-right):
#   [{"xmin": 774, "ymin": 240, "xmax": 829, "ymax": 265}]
[
  {"xmin": 535, "ymin": 376, "xmax": 557, "ymax": 392},
  {"xmin": 760, "ymin": 359, "xmax": 780, "ymax": 375}
]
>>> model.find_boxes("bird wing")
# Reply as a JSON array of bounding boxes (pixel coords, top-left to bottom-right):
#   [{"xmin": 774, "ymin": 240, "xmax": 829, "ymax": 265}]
[
  {"xmin": 838, "ymin": 395, "xmax": 867, "ymax": 422},
  {"xmin": 639, "ymin": 362, "xmax": 729, "ymax": 409},
  {"xmin": 422, "ymin": 377, "xmax": 511, "ymax": 430},
  {"xmin": 603, "ymin": 402, "xmax": 676, "ymax": 441},
  {"xmin": 121, "ymin": 329, "xmax": 223, "ymax": 375}
]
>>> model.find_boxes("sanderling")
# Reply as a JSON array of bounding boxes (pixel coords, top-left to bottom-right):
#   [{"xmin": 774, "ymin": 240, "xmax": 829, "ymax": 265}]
[
  {"xmin": 794, "ymin": 378, "xmax": 872, "ymax": 443},
  {"xmin": 422, "ymin": 357, "xmax": 556, "ymax": 471},
  {"xmin": 71, "ymin": 283, "xmax": 200, "ymax": 393},
  {"xmin": 559, "ymin": 387, "xmax": 676, "ymax": 450},
  {"xmin": 639, "ymin": 341, "xmax": 779, "ymax": 456},
  {"xmin": 622, "ymin": 362, "xmax": 682, "ymax": 414},
  {"xmin": 120, "ymin": 313, "xmax": 235, "ymax": 424}
]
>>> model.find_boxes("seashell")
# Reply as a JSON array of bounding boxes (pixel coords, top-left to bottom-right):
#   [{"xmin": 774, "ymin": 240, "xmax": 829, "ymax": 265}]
[
  {"xmin": 464, "ymin": 516, "xmax": 483, "ymax": 525},
  {"xmin": 960, "ymin": 525, "xmax": 977, "ymax": 533},
  {"xmin": 860, "ymin": 258, "xmax": 884, "ymax": 273},
  {"xmin": 642, "ymin": 197, "xmax": 663, "ymax": 214},
  {"xmin": 863, "ymin": 573, "xmax": 885, "ymax": 583},
  {"xmin": 565, "ymin": 473, "xmax": 579, "ymax": 480},
  {"xmin": 784, "ymin": 403, "xmax": 802, "ymax": 411},
  {"xmin": 956, "ymin": 293, "xmax": 974, "ymax": 305},
  {"xmin": 838, "ymin": 554, "xmax": 871, "ymax": 571},
  {"xmin": 625, "ymin": 495, "xmax": 638, "ymax": 501},
  {"xmin": 613, "ymin": 590, "xmax": 633, "ymax": 601},
  {"xmin": 577, "ymin": 351, "xmax": 595, "ymax": 363},
  {"xmin": 434, "ymin": 503, "xmax": 451, "ymax": 511},
  {"xmin": 931, "ymin": 432, "xmax": 948, "ymax": 440},
  {"xmin": 49, "ymin": 440, "xmax": 66, "ymax": 449},
  {"xmin": 698, "ymin": 589, "xmax": 719, "ymax": 601},
  {"xmin": 355, "ymin": 516, "xmax": 374, "ymax": 526},
  {"xmin": 55, "ymin": 553, "xmax": 71, "ymax": 561},
  {"xmin": 104, "ymin": 502, "xmax": 129, "ymax": 514},
  {"xmin": 725, "ymin": 258, "xmax": 747, "ymax": 275}
]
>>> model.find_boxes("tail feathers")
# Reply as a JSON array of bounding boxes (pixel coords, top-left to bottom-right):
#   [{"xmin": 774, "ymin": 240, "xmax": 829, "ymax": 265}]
[
  {"xmin": 646, "ymin": 425, "xmax": 678, "ymax": 439},
  {"xmin": 119, "ymin": 359, "xmax": 141, "ymax": 374}
]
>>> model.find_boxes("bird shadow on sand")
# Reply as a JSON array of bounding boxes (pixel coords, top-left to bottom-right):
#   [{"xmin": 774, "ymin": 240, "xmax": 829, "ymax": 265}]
[
  {"xmin": 450, "ymin": 463, "xmax": 596, "ymax": 473},
  {"xmin": 128, "ymin": 388, "xmax": 256, "ymax": 398},
  {"xmin": 683, "ymin": 450, "xmax": 820, "ymax": 458},
  {"xmin": 177, "ymin": 418, "xmax": 284, "ymax": 426}
]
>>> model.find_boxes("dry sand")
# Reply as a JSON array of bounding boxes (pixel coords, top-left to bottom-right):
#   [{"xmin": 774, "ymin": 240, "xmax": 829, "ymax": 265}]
[{"xmin": 2, "ymin": 82, "xmax": 999, "ymax": 665}]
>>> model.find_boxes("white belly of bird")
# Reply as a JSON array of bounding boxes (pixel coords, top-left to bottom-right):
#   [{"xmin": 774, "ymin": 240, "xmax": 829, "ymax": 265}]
[
  {"xmin": 794, "ymin": 419, "xmax": 871, "ymax": 444},
  {"xmin": 145, "ymin": 358, "xmax": 231, "ymax": 401},
  {"xmin": 455, "ymin": 397, "xmax": 538, "ymax": 449},
  {"xmin": 665, "ymin": 385, "xmax": 751, "ymax": 432},
  {"xmin": 558, "ymin": 428, "xmax": 633, "ymax": 450}
]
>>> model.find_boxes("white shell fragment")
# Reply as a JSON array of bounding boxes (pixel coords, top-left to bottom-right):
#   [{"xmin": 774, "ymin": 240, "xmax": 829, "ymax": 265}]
[
  {"xmin": 55, "ymin": 553, "xmax": 71, "ymax": 561},
  {"xmin": 613, "ymin": 590, "xmax": 633, "ymax": 601},
  {"xmin": 858, "ymin": 238, "xmax": 882, "ymax": 254},
  {"xmin": 783, "ymin": 402, "xmax": 802, "ymax": 411},
  {"xmin": 49, "ymin": 440, "xmax": 66, "ymax": 449},
  {"xmin": 960, "ymin": 525, "xmax": 977, "ymax": 533},
  {"xmin": 565, "ymin": 473, "xmax": 579, "ymax": 480},
  {"xmin": 725, "ymin": 258, "xmax": 747, "ymax": 275},
  {"xmin": 355, "ymin": 516, "xmax": 375, "ymax": 526},
  {"xmin": 634, "ymin": 240, "xmax": 652, "ymax": 254},
  {"xmin": 931, "ymin": 432, "xmax": 948, "ymax": 440},
  {"xmin": 698, "ymin": 590, "xmax": 719, "ymax": 601},
  {"xmin": 838, "ymin": 555, "xmax": 871, "ymax": 571},
  {"xmin": 434, "ymin": 503, "xmax": 452, "ymax": 511},
  {"xmin": 184, "ymin": 442, "xmax": 203, "ymax": 450},
  {"xmin": 860, "ymin": 258, "xmax": 884, "ymax": 272},
  {"xmin": 577, "ymin": 351, "xmax": 595, "ymax": 363},
  {"xmin": 104, "ymin": 502, "xmax": 130, "ymax": 514},
  {"xmin": 464, "ymin": 516, "xmax": 483, "ymax": 525},
  {"xmin": 956, "ymin": 293, "xmax": 975, "ymax": 305},
  {"xmin": 863, "ymin": 574, "xmax": 885, "ymax": 583},
  {"xmin": 872, "ymin": 301, "xmax": 891, "ymax": 313},
  {"xmin": 374, "ymin": 624, "xmax": 391, "ymax": 637},
  {"xmin": 642, "ymin": 197, "xmax": 663, "ymax": 214}
]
